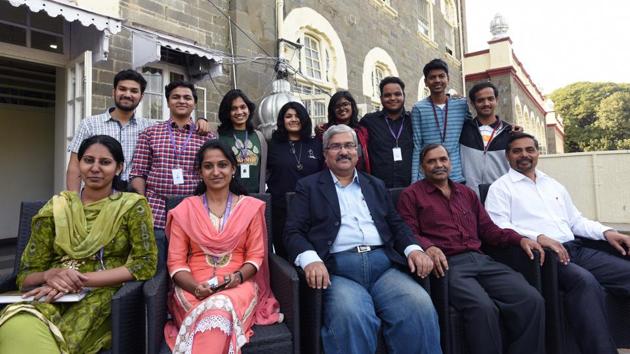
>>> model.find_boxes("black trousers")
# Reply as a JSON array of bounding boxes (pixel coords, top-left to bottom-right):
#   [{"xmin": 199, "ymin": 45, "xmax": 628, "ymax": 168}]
[
  {"xmin": 448, "ymin": 252, "xmax": 545, "ymax": 354},
  {"xmin": 559, "ymin": 238, "xmax": 630, "ymax": 354}
]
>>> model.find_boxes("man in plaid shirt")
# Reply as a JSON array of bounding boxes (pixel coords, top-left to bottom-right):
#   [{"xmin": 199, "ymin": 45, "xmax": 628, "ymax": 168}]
[{"xmin": 130, "ymin": 80, "xmax": 216, "ymax": 228}]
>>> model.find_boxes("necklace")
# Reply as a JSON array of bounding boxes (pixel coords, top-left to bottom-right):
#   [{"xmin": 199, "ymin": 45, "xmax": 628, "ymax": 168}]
[{"xmin": 289, "ymin": 140, "xmax": 304, "ymax": 171}]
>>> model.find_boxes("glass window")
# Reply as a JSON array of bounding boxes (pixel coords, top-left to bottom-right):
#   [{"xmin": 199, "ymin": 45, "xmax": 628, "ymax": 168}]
[
  {"xmin": 418, "ymin": 0, "xmax": 431, "ymax": 37},
  {"xmin": 31, "ymin": 11, "xmax": 64, "ymax": 34},
  {"xmin": 0, "ymin": 1, "xmax": 27, "ymax": 25},
  {"xmin": 0, "ymin": 23, "xmax": 26, "ymax": 46},
  {"xmin": 141, "ymin": 67, "xmax": 164, "ymax": 121},
  {"xmin": 372, "ymin": 66, "xmax": 385, "ymax": 99},
  {"xmin": 0, "ymin": 3, "xmax": 65, "ymax": 53},
  {"xmin": 303, "ymin": 35, "xmax": 322, "ymax": 80},
  {"xmin": 31, "ymin": 31, "xmax": 64, "ymax": 53}
]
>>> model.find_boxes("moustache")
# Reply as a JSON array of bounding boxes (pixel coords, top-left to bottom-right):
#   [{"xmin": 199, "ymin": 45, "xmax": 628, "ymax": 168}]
[
  {"xmin": 517, "ymin": 158, "xmax": 532, "ymax": 164},
  {"xmin": 431, "ymin": 167, "xmax": 448, "ymax": 174},
  {"xmin": 336, "ymin": 155, "xmax": 352, "ymax": 162}
]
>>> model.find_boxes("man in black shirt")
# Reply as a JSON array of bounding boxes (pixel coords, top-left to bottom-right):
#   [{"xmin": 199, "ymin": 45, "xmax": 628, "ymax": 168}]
[{"xmin": 360, "ymin": 77, "xmax": 413, "ymax": 188}]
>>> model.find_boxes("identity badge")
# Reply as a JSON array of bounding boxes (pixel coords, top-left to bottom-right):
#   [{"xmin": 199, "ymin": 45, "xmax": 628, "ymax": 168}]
[
  {"xmin": 240, "ymin": 164, "xmax": 250, "ymax": 179},
  {"xmin": 172, "ymin": 168, "xmax": 184, "ymax": 185},
  {"xmin": 392, "ymin": 147, "xmax": 403, "ymax": 161}
]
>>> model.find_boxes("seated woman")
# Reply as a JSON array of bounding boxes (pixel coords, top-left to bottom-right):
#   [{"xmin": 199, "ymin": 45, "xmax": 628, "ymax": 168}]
[
  {"xmin": 0, "ymin": 135, "xmax": 158, "ymax": 354},
  {"xmin": 267, "ymin": 102, "xmax": 323, "ymax": 257},
  {"xmin": 164, "ymin": 140, "xmax": 282, "ymax": 354}
]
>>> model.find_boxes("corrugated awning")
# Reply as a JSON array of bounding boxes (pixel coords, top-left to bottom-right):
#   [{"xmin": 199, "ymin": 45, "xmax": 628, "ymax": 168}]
[{"xmin": 7, "ymin": 0, "xmax": 122, "ymax": 34}]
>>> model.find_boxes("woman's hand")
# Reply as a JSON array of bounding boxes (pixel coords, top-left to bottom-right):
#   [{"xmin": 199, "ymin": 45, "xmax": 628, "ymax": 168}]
[
  {"xmin": 44, "ymin": 268, "xmax": 88, "ymax": 293},
  {"xmin": 223, "ymin": 274, "xmax": 241, "ymax": 290},
  {"xmin": 23, "ymin": 285, "xmax": 65, "ymax": 303},
  {"xmin": 193, "ymin": 282, "xmax": 214, "ymax": 300}
]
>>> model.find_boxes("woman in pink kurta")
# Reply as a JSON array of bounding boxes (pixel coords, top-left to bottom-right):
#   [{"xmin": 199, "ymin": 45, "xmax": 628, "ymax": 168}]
[{"xmin": 164, "ymin": 140, "xmax": 282, "ymax": 354}]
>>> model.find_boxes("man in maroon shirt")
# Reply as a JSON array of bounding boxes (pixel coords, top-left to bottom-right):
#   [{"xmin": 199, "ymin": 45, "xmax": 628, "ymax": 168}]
[{"xmin": 397, "ymin": 143, "xmax": 546, "ymax": 354}]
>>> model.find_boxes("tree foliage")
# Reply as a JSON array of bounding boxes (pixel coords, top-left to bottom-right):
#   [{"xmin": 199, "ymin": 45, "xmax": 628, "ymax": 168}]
[{"xmin": 550, "ymin": 82, "xmax": 630, "ymax": 152}]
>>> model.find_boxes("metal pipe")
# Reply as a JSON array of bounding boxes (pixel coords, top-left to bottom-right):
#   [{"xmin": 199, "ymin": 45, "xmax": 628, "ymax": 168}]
[{"xmin": 228, "ymin": 9, "xmax": 237, "ymax": 88}]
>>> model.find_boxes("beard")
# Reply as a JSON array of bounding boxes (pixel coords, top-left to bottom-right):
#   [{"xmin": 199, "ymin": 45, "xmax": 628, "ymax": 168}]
[{"xmin": 114, "ymin": 98, "xmax": 139, "ymax": 112}]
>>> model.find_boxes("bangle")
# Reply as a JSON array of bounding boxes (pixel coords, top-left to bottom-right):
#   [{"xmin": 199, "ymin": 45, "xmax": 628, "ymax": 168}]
[
  {"xmin": 194, "ymin": 286, "xmax": 202, "ymax": 298},
  {"xmin": 235, "ymin": 271, "xmax": 244, "ymax": 284}
]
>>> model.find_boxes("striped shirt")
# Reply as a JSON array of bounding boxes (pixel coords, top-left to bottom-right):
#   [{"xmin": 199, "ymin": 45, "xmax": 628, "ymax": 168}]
[
  {"xmin": 129, "ymin": 119, "xmax": 216, "ymax": 228},
  {"xmin": 410, "ymin": 97, "xmax": 471, "ymax": 183},
  {"xmin": 68, "ymin": 108, "xmax": 155, "ymax": 180}
]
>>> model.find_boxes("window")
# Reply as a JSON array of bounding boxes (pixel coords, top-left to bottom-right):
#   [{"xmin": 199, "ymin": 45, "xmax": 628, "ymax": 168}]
[
  {"xmin": 372, "ymin": 66, "xmax": 385, "ymax": 101},
  {"xmin": 442, "ymin": 0, "xmax": 457, "ymax": 56},
  {"xmin": 0, "ymin": 1, "xmax": 66, "ymax": 54},
  {"xmin": 445, "ymin": 26, "xmax": 456, "ymax": 56},
  {"xmin": 418, "ymin": 0, "xmax": 434, "ymax": 39},
  {"xmin": 418, "ymin": 76, "xmax": 430, "ymax": 100},
  {"xmin": 294, "ymin": 82, "xmax": 329, "ymax": 128},
  {"xmin": 302, "ymin": 35, "xmax": 323, "ymax": 81}
]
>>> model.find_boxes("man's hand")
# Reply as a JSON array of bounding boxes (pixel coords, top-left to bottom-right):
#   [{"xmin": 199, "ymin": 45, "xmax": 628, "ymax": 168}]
[
  {"xmin": 304, "ymin": 261, "xmax": 331, "ymax": 289},
  {"xmin": 537, "ymin": 234, "xmax": 570, "ymax": 265},
  {"xmin": 314, "ymin": 123, "xmax": 326, "ymax": 136},
  {"xmin": 520, "ymin": 238, "xmax": 545, "ymax": 265},
  {"xmin": 407, "ymin": 250, "xmax": 433, "ymax": 278},
  {"xmin": 512, "ymin": 124, "xmax": 524, "ymax": 133},
  {"xmin": 425, "ymin": 246, "xmax": 448, "ymax": 278},
  {"xmin": 196, "ymin": 118, "xmax": 211, "ymax": 135},
  {"xmin": 605, "ymin": 230, "xmax": 630, "ymax": 256}
]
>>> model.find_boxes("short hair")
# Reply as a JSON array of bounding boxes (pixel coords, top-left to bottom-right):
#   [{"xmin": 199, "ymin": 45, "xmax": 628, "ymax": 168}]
[
  {"xmin": 420, "ymin": 143, "xmax": 449, "ymax": 163},
  {"xmin": 165, "ymin": 80, "xmax": 198, "ymax": 103},
  {"xmin": 468, "ymin": 82, "xmax": 499, "ymax": 103},
  {"xmin": 217, "ymin": 89, "xmax": 256, "ymax": 134},
  {"xmin": 379, "ymin": 76, "xmax": 406, "ymax": 96},
  {"xmin": 322, "ymin": 124, "xmax": 358, "ymax": 149},
  {"xmin": 506, "ymin": 132, "xmax": 539, "ymax": 152},
  {"xmin": 271, "ymin": 101, "xmax": 313, "ymax": 142},
  {"xmin": 327, "ymin": 90, "xmax": 359, "ymax": 128},
  {"xmin": 423, "ymin": 59, "xmax": 449, "ymax": 78},
  {"xmin": 114, "ymin": 69, "xmax": 147, "ymax": 94}
]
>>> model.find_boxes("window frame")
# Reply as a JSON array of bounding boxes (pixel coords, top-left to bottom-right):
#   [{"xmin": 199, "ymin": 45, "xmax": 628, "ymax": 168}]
[
  {"xmin": 417, "ymin": 0, "xmax": 434, "ymax": 41},
  {"xmin": 0, "ymin": 3, "xmax": 68, "ymax": 56}
]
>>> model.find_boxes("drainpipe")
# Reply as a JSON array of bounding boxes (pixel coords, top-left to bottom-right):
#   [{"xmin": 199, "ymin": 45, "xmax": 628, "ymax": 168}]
[
  {"xmin": 276, "ymin": 0, "xmax": 284, "ymax": 58},
  {"xmin": 458, "ymin": 0, "xmax": 466, "ymax": 92},
  {"xmin": 228, "ymin": 7, "xmax": 237, "ymax": 89}
]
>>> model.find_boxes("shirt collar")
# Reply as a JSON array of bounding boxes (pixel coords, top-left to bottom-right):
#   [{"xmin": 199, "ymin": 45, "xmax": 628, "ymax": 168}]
[
  {"xmin": 420, "ymin": 178, "xmax": 459, "ymax": 195},
  {"xmin": 168, "ymin": 118, "xmax": 194, "ymax": 130},
  {"xmin": 475, "ymin": 115, "xmax": 502, "ymax": 129},
  {"xmin": 330, "ymin": 169, "xmax": 360, "ymax": 188},
  {"xmin": 508, "ymin": 168, "xmax": 546, "ymax": 182},
  {"xmin": 103, "ymin": 107, "xmax": 137, "ymax": 124}
]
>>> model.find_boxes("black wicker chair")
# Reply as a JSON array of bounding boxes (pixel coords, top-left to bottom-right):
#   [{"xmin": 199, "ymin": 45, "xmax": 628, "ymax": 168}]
[
  {"xmin": 0, "ymin": 201, "xmax": 148, "ymax": 354},
  {"xmin": 399, "ymin": 184, "xmax": 542, "ymax": 354},
  {"xmin": 287, "ymin": 190, "xmax": 431, "ymax": 354},
  {"xmin": 143, "ymin": 193, "xmax": 300, "ymax": 354}
]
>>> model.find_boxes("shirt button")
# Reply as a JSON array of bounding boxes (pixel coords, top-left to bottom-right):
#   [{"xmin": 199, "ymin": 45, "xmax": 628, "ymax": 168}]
[
  {"xmin": 334, "ymin": 221, "xmax": 340, "ymax": 226},
  {"xmin": 327, "ymin": 241, "xmax": 332, "ymax": 246}
]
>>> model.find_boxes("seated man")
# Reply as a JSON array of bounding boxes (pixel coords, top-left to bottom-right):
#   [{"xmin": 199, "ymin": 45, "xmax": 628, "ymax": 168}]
[
  {"xmin": 398, "ymin": 143, "xmax": 545, "ymax": 354},
  {"xmin": 283, "ymin": 124, "xmax": 441, "ymax": 354},
  {"xmin": 485, "ymin": 132, "xmax": 630, "ymax": 354}
]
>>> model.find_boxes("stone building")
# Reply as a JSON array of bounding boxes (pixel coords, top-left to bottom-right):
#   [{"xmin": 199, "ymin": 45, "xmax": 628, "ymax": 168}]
[{"xmin": 0, "ymin": 0, "xmax": 466, "ymax": 239}]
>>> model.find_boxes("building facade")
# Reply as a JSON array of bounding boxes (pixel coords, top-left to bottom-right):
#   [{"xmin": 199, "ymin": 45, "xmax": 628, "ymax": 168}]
[{"xmin": 0, "ymin": 0, "xmax": 465, "ymax": 239}]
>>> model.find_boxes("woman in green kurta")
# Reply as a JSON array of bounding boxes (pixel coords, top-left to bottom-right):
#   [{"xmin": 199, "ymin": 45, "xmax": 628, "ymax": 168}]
[{"xmin": 0, "ymin": 135, "xmax": 158, "ymax": 354}]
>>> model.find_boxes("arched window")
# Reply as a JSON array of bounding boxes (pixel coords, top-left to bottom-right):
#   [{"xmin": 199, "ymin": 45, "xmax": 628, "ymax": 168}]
[
  {"xmin": 514, "ymin": 97, "xmax": 523, "ymax": 126},
  {"xmin": 362, "ymin": 47, "xmax": 398, "ymax": 112},
  {"xmin": 302, "ymin": 35, "xmax": 323, "ymax": 81},
  {"xmin": 418, "ymin": 76, "xmax": 430, "ymax": 100}
]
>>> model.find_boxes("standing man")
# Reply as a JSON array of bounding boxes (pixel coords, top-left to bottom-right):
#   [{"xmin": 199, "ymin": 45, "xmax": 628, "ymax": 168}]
[
  {"xmin": 284, "ymin": 124, "xmax": 441, "ymax": 354},
  {"xmin": 411, "ymin": 59, "xmax": 471, "ymax": 184},
  {"xmin": 66, "ymin": 69, "xmax": 210, "ymax": 191},
  {"xmin": 485, "ymin": 132, "xmax": 630, "ymax": 354},
  {"xmin": 398, "ymin": 143, "xmax": 545, "ymax": 354},
  {"xmin": 130, "ymin": 81, "xmax": 216, "ymax": 229},
  {"xmin": 359, "ymin": 77, "xmax": 414, "ymax": 188},
  {"xmin": 459, "ymin": 82, "xmax": 514, "ymax": 196}
]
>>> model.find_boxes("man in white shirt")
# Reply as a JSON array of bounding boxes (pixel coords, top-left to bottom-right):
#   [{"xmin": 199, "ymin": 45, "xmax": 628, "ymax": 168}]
[{"xmin": 485, "ymin": 132, "xmax": 630, "ymax": 354}]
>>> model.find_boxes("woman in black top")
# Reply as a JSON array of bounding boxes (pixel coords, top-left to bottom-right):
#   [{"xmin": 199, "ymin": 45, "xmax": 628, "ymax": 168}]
[{"xmin": 267, "ymin": 102, "xmax": 323, "ymax": 257}]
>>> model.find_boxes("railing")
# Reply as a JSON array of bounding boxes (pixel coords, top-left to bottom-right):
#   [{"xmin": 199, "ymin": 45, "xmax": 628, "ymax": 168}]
[{"xmin": 538, "ymin": 150, "xmax": 630, "ymax": 225}]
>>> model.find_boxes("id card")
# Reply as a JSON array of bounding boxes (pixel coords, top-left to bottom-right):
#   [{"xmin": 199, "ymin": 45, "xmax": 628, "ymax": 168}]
[
  {"xmin": 171, "ymin": 168, "xmax": 184, "ymax": 185},
  {"xmin": 240, "ymin": 164, "xmax": 250, "ymax": 179},
  {"xmin": 392, "ymin": 147, "xmax": 403, "ymax": 161}
]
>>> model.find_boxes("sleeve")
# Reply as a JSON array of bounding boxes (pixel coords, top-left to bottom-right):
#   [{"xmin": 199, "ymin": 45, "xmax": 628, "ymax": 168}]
[
  {"xmin": 562, "ymin": 185, "xmax": 610, "ymax": 240},
  {"xmin": 484, "ymin": 181, "xmax": 541, "ymax": 240},
  {"xmin": 130, "ymin": 129, "xmax": 152, "ymax": 179},
  {"xmin": 243, "ymin": 205, "xmax": 266, "ymax": 270},
  {"xmin": 16, "ymin": 212, "xmax": 55, "ymax": 289},
  {"xmin": 396, "ymin": 188, "xmax": 435, "ymax": 250},
  {"xmin": 166, "ymin": 214, "xmax": 193, "ymax": 278},
  {"xmin": 410, "ymin": 105, "xmax": 424, "ymax": 183},
  {"xmin": 283, "ymin": 180, "xmax": 317, "ymax": 263},
  {"xmin": 124, "ymin": 199, "xmax": 158, "ymax": 280},
  {"xmin": 67, "ymin": 119, "xmax": 91, "ymax": 153},
  {"xmin": 473, "ymin": 190, "xmax": 522, "ymax": 247}
]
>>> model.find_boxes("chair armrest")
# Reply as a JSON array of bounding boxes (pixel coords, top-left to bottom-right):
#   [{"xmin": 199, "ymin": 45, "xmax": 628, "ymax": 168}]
[
  {"xmin": 269, "ymin": 253, "xmax": 300, "ymax": 353},
  {"xmin": 540, "ymin": 248, "xmax": 564, "ymax": 354},
  {"xmin": 110, "ymin": 281, "xmax": 145, "ymax": 354},
  {"xmin": 0, "ymin": 274, "xmax": 16, "ymax": 293},
  {"xmin": 429, "ymin": 273, "xmax": 452, "ymax": 354},
  {"xmin": 143, "ymin": 268, "xmax": 169, "ymax": 354},
  {"xmin": 296, "ymin": 267, "xmax": 323, "ymax": 354},
  {"xmin": 483, "ymin": 245, "xmax": 542, "ymax": 291}
]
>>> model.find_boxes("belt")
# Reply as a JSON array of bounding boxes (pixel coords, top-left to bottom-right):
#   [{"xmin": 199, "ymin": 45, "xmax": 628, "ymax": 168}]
[{"xmin": 345, "ymin": 245, "xmax": 384, "ymax": 253}]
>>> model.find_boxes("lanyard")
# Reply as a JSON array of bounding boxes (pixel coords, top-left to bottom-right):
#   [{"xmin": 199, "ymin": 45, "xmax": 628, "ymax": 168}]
[
  {"xmin": 384, "ymin": 116, "xmax": 404, "ymax": 147},
  {"xmin": 482, "ymin": 120, "xmax": 501, "ymax": 154},
  {"xmin": 203, "ymin": 192, "xmax": 233, "ymax": 232},
  {"xmin": 430, "ymin": 98, "xmax": 449, "ymax": 143},
  {"xmin": 233, "ymin": 130, "xmax": 249, "ymax": 160},
  {"xmin": 167, "ymin": 122, "xmax": 194, "ymax": 161}
]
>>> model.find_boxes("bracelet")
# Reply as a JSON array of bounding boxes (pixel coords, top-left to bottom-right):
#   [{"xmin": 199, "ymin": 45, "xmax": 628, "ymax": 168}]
[
  {"xmin": 194, "ymin": 286, "xmax": 202, "ymax": 298},
  {"xmin": 235, "ymin": 271, "xmax": 244, "ymax": 284}
]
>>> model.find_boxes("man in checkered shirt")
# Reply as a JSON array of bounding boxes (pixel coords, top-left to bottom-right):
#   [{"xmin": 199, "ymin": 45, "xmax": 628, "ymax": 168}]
[
  {"xmin": 130, "ymin": 80, "xmax": 216, "ymax": 229},
  {"xmin": 66, "ymin": 70, "xmax": 210, "ymax": 192}
]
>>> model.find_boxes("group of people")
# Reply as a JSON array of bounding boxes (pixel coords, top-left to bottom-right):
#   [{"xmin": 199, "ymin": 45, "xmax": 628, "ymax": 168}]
[{"xmin": 0, "ymin": 57, "xmax": 628, "ymax": 354}]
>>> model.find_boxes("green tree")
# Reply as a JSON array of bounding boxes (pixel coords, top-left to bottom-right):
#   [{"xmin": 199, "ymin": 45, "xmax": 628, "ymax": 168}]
[{"xmin": 550, "ymin": 82, "xmax": 630, "ymax": 152}]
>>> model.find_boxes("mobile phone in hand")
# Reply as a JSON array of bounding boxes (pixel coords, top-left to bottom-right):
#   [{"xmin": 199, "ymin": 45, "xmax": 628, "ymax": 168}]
[{"xmin": 207, "ymin": 275, "xmax": 230, "ymax": 292}]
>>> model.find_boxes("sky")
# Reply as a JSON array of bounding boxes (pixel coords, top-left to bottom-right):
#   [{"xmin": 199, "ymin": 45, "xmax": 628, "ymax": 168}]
[{"xmin": 465, "ymin": 0, "xmax": 630, "ymax": 94}]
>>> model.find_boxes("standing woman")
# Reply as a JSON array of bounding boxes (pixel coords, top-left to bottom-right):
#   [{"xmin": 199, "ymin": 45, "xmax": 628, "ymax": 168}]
[
  {"xmin": 164, "ymin": 140, "xmax": 282, "ymax": 354},
  {"xmin": 267, "ymin": 102, "xmax": 323, "ymax": 257},
  {"xmin": 316, "ymin": 91, "xmax": 371, "ymax": 172},
  {"xmin": 0, "ymin": 135, "xmax": 157, "ymax": 354},
  {"xmin": 217, "ymin": 89, "xmax": 267, "ymax": 194}
]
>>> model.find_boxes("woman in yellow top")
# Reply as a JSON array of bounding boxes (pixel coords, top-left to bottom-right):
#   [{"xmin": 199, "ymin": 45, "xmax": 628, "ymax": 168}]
[{"xmin": 0, "ymin": 135, "xmax": 158, "ymax": 354}]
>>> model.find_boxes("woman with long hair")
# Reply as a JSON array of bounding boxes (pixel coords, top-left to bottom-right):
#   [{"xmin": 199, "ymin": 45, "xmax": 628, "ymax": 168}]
[
  {"xmin": 217, "ymin": 89, "xmax": 267, "ymax": 193},
  {"xmin": 0, "ymin": 135, "xmax": 157, "ymax": 354},
  {"xmin": 164, "ymin": 140, "xmax": 282, "ymax": 354},
  {"xmin": 267, "ymin": 102, "xmax": 323, "ymax": 257}
]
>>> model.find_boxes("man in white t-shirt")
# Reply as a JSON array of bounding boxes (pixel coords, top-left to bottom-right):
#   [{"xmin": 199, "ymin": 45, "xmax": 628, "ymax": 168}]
[{"xmin": 485, "ymin": 132, "xmax": 630, "ymax": 354}]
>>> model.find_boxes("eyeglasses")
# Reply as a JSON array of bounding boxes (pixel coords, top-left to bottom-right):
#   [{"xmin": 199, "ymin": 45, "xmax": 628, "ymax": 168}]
[
  {"xmin": 334, "ymin": 101, "xmax": 352, "ymax": 110},
  {"xmin": 326, "ymin": 142, "xmax": 357, "ymax": 151}
]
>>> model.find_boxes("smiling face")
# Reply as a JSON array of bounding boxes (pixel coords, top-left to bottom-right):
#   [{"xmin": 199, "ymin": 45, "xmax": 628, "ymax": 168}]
[
  {"xmin": 380, "ymin": 83, "xmax": 405, "ymax": 113},
  {"xmin": 324, "ymin": 132, "xmax": 358, "ymax": 175},
  {"xmin": 113, "ymin": 79, "xmax": 143, "ymax": 112},
  {"xmin": 421, "ymin": 145, "xmax": 451, "ymax": 184},
  {"xmin": 199, "ymin": 148, "xmax": 236, "ymax": 192},
  {"xmin": 472, "ymin": 87, "xmax": 497, "ymax": 119},
  {"xmin": 79, "ymin": 143, "xmax": 123, "ymax": 192},
  {"xmin": 167, "ymin": 86, "xmax": 195, "ymax": 119},
  {"xmin": 229, "ymin": 96, "xmax": 250, "ymax": 130},
  {"xmin": 334, "ymin": 97, "xmax": 353, "ymax": 124},
  {"xmin": 507, "ymin": 137, "xmax": 539, "ymax": 174},
  {"xmin": 283, "ymin": 108, "xmax": 302, "ymax": 135},
  {"xmin": 425, "ymin": 69, "xmax": 449, "ymax": 96}
]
